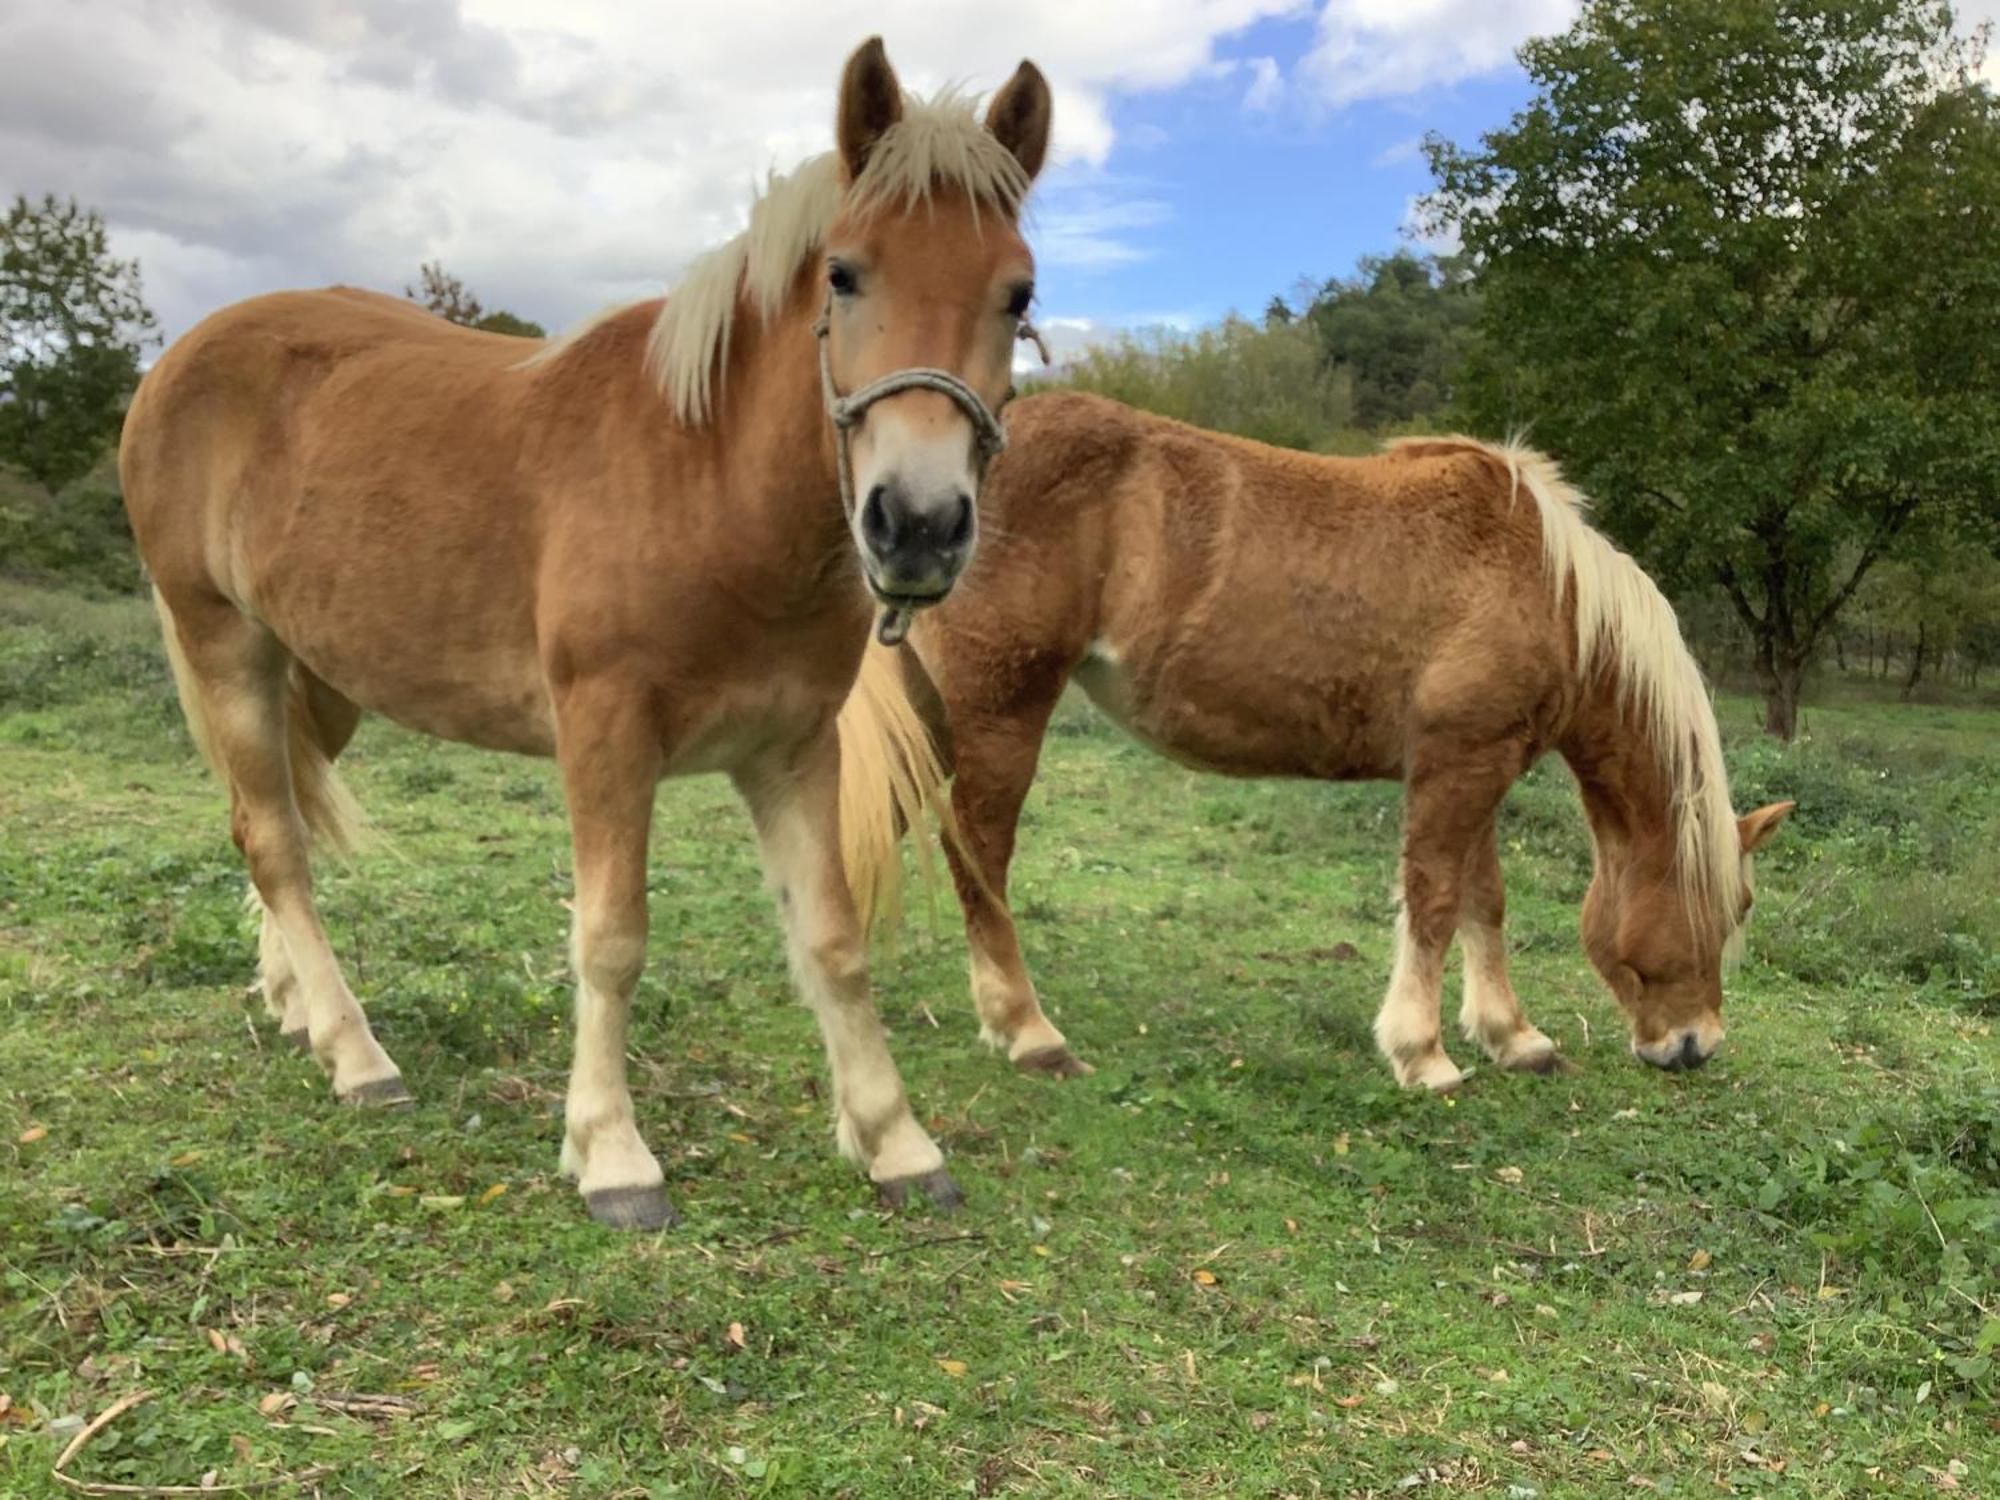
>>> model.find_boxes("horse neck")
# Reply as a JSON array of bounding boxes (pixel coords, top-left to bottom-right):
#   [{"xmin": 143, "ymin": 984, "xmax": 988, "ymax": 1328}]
[
  {"xmin": 705, "ymin": 276, "xmax": 852, "ymax": 561},
  {"xmin": 1559, "ymin": 674, "xmax": 1682, "ymax": 885},
  {"xmin": 531, "ymin": 275, "xmax": 850, "ymax": 592}
]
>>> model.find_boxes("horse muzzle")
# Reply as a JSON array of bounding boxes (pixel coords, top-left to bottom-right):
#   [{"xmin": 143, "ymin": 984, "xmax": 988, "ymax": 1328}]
[{"xmin": 1633, "ymin": 1028, "xmax": 1722, "ymax": 1071}]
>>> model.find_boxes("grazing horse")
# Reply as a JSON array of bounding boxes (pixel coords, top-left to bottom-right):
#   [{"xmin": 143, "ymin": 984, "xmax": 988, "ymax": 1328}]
[
  {"xmin": 844, "ymin": 393, "xmax": 1793, "ymax": 1089},
  {"xmin": 120, "ymin": 38, "xmax": 1054, "ymax": 1226}
]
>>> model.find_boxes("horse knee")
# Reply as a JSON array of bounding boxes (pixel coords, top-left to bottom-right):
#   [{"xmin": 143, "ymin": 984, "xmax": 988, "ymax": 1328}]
[
  {"xmin": 574, "ymin": 922, "xmax": 646, "ymax": 997},
  {"xmin": 803, "ymin": 929, "xmax": 867, "ymax": 992}
]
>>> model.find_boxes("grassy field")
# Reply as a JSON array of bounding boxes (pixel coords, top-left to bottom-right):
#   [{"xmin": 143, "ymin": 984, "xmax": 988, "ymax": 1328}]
[{"xmin": 2, "ymin": 577, "xmax": 1996, "ymax": 1497}]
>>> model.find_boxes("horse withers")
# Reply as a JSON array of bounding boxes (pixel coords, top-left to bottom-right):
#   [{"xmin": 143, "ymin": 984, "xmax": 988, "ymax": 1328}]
[
  {"xmin": 845, "ymin": 394, "xmax": 1794, "ymax": 1089},
  {"xmin": 120, "ymin": 38, "xmax": 1053, "ymax": 1227}
]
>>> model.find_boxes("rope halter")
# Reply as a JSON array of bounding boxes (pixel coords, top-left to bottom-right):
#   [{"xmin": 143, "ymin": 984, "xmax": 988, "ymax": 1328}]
[{"xmin": 813, "ymin": 295, "xmax": 1049, "ymax": 646}]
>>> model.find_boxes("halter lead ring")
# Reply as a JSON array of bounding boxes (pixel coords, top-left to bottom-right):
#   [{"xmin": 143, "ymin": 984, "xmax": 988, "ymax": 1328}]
[{"xmin": 814, "ymin": 297, "xmax": 1048, "ymax": 646}]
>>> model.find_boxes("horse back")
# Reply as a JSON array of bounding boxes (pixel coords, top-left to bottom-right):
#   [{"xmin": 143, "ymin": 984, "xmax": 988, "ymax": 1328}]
[{"xmin": 951, "ymin": 394, "xmax": 1570, "ymax": 779}]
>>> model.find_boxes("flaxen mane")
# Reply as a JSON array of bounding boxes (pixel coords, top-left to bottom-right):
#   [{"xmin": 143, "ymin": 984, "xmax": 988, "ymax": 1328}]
[
  {"xmin": 531, "ymin": 89, "xmax": 1031, "ymax": 426},
  {"xmin": 1388, "ymin": 436, "xmax": 1746, "ymax": 946}
]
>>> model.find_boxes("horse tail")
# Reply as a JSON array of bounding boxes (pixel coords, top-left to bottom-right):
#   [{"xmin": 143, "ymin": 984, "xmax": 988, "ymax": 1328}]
[
  {"xmin": 152, "ymin": 588, "xmax": 369, "ymax": 855},
  {"xmin": 835, "ymin": 641, "xmax": 956, "ymax": 938}
]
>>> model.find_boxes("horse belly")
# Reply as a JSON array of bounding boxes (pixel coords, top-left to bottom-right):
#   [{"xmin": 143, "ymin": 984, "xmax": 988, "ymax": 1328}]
[
  {"xmin": 246, "ymin": 543, "xmax": 556, "ymax": 757},
  {"xmin": 1072, "ymin": 638, "xmax": 1401, "ymax": 780}
]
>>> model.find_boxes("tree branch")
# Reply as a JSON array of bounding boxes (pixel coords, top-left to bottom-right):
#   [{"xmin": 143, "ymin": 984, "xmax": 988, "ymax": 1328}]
[
  {"xmin": 1804, "ymin": 491, "xmax": 1922, "ymax": 647},
  {"xmin": 1715, "ymin": 559, "xmax": 1767, "ymax": 637}
]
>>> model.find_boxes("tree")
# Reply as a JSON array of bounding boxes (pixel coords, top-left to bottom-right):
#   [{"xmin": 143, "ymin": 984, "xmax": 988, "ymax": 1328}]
[
  {"xmin": 405, "ymin": 261, "xmax": 545, "ymax": 338},
  {"xmin": 1425, "ymin": 0, "xmax": 2000, "ymax": 738},
  {"xmin": 1302, "ymin": 250, "xmax": 1480, "ymax": 428},
  {"xmin": 0, "ymin": 195, "xmax": 157, "ymax": 494}
]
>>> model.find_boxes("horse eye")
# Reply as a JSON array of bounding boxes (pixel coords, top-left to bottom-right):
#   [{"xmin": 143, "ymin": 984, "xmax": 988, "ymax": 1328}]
[
  {"xmin": 828, "ymin": 262, "xmax": 857, "ymax": 296},
  {"xmin": 1006, "ymin": 282, "xmax": 1034, "ymax": 318}
]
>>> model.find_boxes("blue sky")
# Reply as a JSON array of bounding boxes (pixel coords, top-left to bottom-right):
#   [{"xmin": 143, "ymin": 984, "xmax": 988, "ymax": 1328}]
[{"xmin": 1029, "ymin": 14, "xmax": 1533, "ymax": 337}]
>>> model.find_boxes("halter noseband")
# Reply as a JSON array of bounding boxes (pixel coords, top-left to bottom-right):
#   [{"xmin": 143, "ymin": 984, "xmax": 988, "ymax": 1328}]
[{"xmin": 814, "ymin": 296, "xmax": 1050, "ymax": 646}]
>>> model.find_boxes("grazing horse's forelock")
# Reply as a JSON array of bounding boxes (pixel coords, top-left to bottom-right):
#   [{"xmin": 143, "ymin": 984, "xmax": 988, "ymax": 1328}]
[
  {"xmin": 540, "ymin": 88, "xmax": 1029, "ymax": 428},
  {"xmin": 1385, "ymin": 435, "xmax": 1746, "ymax": 950}
]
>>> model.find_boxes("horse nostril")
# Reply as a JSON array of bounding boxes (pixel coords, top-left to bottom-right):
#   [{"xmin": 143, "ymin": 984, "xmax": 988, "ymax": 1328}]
[
  {"xmin": 1680, "ymin": 1033, "xmax": 1709, "ymax": 1070},
  {"xmin": 945, "ymin": 492, "xmax": 974, "ymax": 550},
  {"xmin": 860, "ymin": 484, "xmax": 898, "ymax": 553}
]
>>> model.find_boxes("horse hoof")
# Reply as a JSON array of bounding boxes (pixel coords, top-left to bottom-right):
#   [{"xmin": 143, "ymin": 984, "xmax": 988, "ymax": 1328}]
[
  {"xmin": 1396, "ymin": 1052, "xmax": 1468, "ymax": 1093},
  {"xmin": 281, "ymin": 1028, "xmax": 310, "ymax": 1053},
  {"xmin": 1015, "ymin": 1046, "xmax": 1094, "ymax": 1080},
  {"xmin": 877, "ymin": 1167, "xmax": 965, "ymax": 1213},
  {"xmin": 584, "ymin": 1184, "xmax": 679, "ymax": 1231},
  {"xmin": 339, "ymin": 1074, "xmax": 414, "ymax": 1108},
  {"xmin": 1426, "ymin": 1067, "xmax": 1469, "ymax": 1095},
  {"xmin": 1508, "ymin": 1046, "xmax": 1571, "ymax": 1076}
]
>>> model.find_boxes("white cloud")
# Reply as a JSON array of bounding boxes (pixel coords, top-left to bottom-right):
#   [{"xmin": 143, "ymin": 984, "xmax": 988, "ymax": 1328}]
[
  {"xmin": 1301, "ymin": 0, "xmax": 1580, "ymax": 105},
  {"xmin": 1242, "ymin": 56, "xmax": 1284, "ymax": 112},
  {"xmin": 1370, "ymin": 135, "xmax": 1424, "ymax": 168},
  {"xmin": 1032, "ymin": 191, "xmax": 1175, "ymax": 269},
  {"xmin": 0, "ymin": 0, "xmax": 1296, "ymax": 342},
  {"xmin": 1300, "ymin": 0, "xmax": 2000, "ymax": 108},
  {"xmin": 1399, "ymin": 193, "xmax": 1460, "ymax": 256},
  {"xmin": 1012, "ymin": 309, "xmax": 1209, "ymax": 374}
]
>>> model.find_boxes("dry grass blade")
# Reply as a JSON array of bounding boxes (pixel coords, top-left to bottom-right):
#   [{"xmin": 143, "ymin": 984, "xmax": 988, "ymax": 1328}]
[
  {"xmin": 52, "ymin": 1387, "xmax": 337, "ymax": 1495},
  {"xmin": 312, "ymin": 1392, "xmax": 419, "ymax": 1420}
]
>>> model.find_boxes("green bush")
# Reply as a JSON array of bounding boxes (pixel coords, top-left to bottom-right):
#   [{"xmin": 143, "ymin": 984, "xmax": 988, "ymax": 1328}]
[
  {"xmin": 1042, "ymin": 316, "xmax": 1360, "ymax": 452},
  {"xmin": 0, "ymin": 481, "xmax": 142, "ymax": 595}
]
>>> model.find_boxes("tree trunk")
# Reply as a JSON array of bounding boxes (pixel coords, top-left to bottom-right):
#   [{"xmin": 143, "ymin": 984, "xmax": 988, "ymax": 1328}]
[
  {"xmin": 1754, "ymin": 637, "xmax": 1805, "ymax": 741},
  {"xmin": 1901, "ymin": 621, "xmax": 1927, "ymax": 701}
]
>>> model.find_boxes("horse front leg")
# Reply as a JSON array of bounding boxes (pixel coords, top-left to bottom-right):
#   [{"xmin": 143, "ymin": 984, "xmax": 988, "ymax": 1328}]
[
  {"xmin": 1457, "ymin": 817, "xmax": 1563, "ymax": 1073},
  {"xmin": 942, "ymin": 697, "xmax": 1089, "ymax": 1078},
  {"xmin": 555, "ymin": 686, "xmax": 673, "ymax": 1230},
  {"xmin": 1376, "ymin": 747, "xmax": 1518, "ymax": 1093},
  {"xmin": 736, "ymin": 729, "xmax": 960, "ymax": 1210}
]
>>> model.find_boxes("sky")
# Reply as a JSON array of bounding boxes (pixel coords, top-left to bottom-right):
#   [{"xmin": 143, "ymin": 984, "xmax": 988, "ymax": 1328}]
[{"xmin": 3, "ymin": 0, "xmax": 1996, "ymax": 366}]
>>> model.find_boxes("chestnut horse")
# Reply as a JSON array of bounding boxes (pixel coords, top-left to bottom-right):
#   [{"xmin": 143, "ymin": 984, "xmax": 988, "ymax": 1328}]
[
  {"xmin": 845, "ymin": 393, "xmax": 1793, "ymax": 1089},
  {"xmin": 120, "ymin": 39, "xmax": 1053, "ymax": 1227}
]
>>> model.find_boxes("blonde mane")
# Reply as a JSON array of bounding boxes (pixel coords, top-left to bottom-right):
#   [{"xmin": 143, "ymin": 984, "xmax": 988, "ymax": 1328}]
[
  {"xmin": 1389, "ymin": 436, "xmax": 1747, "ymax": 947},
  {"xmin": 523, "ymin": 89, "xmax": 1030, "ymax": 424}
]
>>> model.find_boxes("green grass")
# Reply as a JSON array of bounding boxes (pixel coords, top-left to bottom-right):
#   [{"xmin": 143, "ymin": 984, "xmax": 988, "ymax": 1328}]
[{"xmin": 2, "ymin": 578, "xmax": 1996, "ymax": 1496}]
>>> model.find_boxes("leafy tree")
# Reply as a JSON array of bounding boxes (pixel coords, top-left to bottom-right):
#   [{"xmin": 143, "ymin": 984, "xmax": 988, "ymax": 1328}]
[
  {"xmin": 1425, "ymin": 0, "xmax": 2000, "ymax": 738},
  {"xmin": 1303, "ymin": 250, "xmax": 1480, "ymax": 428},
  {"xmin": 405, "ymin": 261, "xmax": 545, "ymax": 338},
  {"xmin": 1048, "ymin": 316, "xmax": 1354, "ymax": 452},
  {"xmin": 0, "ymin": 195, "xmax": 157, "ymax": 494}
]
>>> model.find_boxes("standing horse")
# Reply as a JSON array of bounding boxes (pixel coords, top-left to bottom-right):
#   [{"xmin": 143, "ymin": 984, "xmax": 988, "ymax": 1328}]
[
  {"xmin": 844, "ymin": 393, "xmax": 1793, "ymax": 1089},
  {"xmin": 120, "ymin": 38, "xmax": 1053, "ymax": 1227}
]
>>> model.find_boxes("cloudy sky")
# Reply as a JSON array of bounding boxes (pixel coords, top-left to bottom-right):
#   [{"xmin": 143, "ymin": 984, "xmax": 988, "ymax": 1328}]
[{"xmin": 4, "ymin": 0, "xmax": 1996, "ymax": 361}]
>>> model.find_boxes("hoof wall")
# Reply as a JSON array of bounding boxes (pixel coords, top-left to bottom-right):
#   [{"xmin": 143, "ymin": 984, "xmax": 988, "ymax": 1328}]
[
  {"xmin": 1015, "ymin": 1046, "xmax": 1094, "ymax": 1080},
  {"xmin": 877, "ymin": 1168, "xmax": 964, "ymax": 1213},
  {"xmin": 1508, "ymin": 1047, "xmax": 1571, "ymax": 1076},
  {"xmin": 339, "ymin": 1075, "xmax": 414, "ymax": 1108},
  {"xmin": 584, "ymin": 1184, "xmax": 679, "ymax": 1231}
]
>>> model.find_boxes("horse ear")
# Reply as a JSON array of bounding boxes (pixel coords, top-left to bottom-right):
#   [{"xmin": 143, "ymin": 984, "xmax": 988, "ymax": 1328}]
[
  {"xmin": 1737, "ymin": 800, "xmax": 1795, "ymax": 855},
  {"xmin": 837, "ymin": 36, "xmax": 903, "ymax": 182},
  {"xmin": 985, "ymin": 60, "xmax": 1052, "ymax": 181}
]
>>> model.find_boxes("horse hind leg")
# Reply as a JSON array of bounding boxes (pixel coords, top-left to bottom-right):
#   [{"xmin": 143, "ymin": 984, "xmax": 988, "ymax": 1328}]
[
  {"xmin": 251, "ymin": 669, "xmax": 362, "ymax": 1048},
  {"xmin": 158, "ymin": 593, "xmax": 405, "ymax": 1103},
  {"xmin": 1455, "ymin": 818, "xmax": 1563, "ymax": 1074}
]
